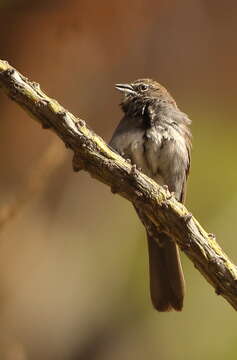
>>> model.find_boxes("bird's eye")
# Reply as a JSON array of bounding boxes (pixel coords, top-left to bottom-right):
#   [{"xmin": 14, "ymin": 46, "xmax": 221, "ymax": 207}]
[{"xmin": 138, "ymin": 84, "xmax": 148, "ymax": 92}]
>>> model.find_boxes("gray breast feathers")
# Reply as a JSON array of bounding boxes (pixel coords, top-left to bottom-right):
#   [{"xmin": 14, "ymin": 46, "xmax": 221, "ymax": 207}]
[{"xmin": 110, "ymin": 116, "xmax": 189, "ymax": 199}]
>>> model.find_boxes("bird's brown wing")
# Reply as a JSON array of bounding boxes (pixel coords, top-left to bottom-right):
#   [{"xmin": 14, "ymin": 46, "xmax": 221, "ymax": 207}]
[{"xmin": 180, "ymin": 143, "xmax": 191, "ymax": 203}]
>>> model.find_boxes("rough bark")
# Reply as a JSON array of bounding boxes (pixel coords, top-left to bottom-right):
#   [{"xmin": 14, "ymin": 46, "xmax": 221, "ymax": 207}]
[{"xmin": 0, "ymin": 59, "xmax": 237, "ymax": 310}]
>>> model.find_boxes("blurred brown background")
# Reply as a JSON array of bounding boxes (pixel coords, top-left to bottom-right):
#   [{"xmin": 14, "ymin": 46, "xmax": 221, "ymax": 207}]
[{"xmin": 0, "ymin": 0, "xmax": 237, "ymax": 359}]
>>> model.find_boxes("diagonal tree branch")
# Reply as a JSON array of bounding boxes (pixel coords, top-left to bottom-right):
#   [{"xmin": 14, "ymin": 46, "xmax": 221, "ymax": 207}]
[{"xmin": 0, "ymin": 59, "xmax": 237, "ymax": 310}]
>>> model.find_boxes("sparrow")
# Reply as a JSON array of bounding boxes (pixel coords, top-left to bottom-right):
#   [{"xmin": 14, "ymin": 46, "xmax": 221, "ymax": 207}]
[{"xmin": 109, "ymin": 79, "xmax": 191, "ymax": 311}]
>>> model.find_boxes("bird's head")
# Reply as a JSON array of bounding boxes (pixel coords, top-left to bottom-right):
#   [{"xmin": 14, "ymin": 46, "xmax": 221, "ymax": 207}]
[{"xmin": 115, "ymin": 79, "xmax": 176, "ymax": 116}]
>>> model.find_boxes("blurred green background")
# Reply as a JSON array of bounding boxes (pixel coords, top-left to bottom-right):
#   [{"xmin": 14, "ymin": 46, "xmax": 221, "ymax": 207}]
[{"xmin": 0, "ymin": 0, "xmax": 237, "ymax": 359}]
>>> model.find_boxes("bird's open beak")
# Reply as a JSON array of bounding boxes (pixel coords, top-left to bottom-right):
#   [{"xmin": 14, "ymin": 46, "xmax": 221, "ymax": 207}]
[{"xmin": 115, "ymin": 83, "xmax": 135, "ymax": 94}]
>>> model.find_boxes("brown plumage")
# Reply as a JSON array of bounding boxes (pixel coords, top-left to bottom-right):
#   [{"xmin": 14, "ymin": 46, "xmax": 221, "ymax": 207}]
[{"xmin": 110, "ymin": 79, "xmax": 191, "ymax": 311}]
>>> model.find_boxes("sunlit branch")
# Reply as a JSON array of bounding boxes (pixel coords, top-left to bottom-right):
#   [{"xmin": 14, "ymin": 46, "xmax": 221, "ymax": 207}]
[{"xmin": 0, "ymin": 59, "xmax": 237, "ymax": 310}]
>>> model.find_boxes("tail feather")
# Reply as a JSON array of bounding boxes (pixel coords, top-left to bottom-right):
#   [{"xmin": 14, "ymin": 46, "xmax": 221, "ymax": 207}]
[{"xmin": 147, "ymin": 234, "xmax": 185, "ymax": 312}]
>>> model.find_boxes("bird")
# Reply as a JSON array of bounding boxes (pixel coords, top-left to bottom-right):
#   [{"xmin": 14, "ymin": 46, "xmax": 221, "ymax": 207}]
[{"xmin": 109, "ymin": 78, "xmax": 191, "ymax": 311}]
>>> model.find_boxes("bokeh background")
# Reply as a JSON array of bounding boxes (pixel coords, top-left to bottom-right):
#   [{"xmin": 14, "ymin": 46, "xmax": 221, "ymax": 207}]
[{"xmin": 0, "ymin": 0, "xmax": 237, "ymax": 359}]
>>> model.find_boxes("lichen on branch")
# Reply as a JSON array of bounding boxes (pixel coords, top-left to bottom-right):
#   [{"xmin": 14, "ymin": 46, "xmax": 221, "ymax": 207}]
[{"xmin": 0, "ymin": 59, "xmax": 237, "ymax": 310}]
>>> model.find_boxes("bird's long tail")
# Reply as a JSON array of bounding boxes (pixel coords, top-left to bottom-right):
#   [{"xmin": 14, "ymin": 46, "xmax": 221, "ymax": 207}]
[{"xmin": 147, "ymin": 234, "xmax": 185, "ymax": 311}]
